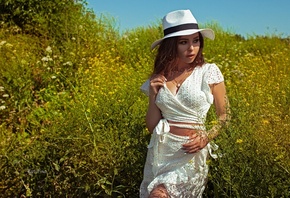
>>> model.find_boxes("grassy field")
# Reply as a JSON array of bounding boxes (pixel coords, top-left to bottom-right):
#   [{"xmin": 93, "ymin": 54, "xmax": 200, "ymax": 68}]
[{"xmin": 0, "ymin": 1, "xmax": 289, "ymax": 197}]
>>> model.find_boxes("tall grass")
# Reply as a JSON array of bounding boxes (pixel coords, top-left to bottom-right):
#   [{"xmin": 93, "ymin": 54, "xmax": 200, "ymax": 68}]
[
  {"xmin": 204, "ymin": 35, "xmax": 290, "ymax": 197},
  {"xmin": 0, "ymin": 3, "xmax": 289, "ymax": 197}
]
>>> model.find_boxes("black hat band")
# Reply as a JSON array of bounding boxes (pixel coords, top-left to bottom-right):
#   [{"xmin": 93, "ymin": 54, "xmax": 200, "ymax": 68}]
[{"xmin": 164, "ymin": 23, "xmax": 199, "ymax": 36}]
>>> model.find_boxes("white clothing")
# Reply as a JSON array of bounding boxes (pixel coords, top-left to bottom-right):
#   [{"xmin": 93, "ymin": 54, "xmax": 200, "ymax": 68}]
[
  {"xmin": 141, "ymin": 63, "xmax": 224, "ymax": 124},
  {"xmin": 140, "ymin": 63, "xmax": 224, "ymax": 197}
]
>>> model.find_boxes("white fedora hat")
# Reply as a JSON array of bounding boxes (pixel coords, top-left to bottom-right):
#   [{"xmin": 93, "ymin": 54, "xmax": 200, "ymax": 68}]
[{"xmin": 151, "ymin": 9, "xmax": 215, "ymax": 50}]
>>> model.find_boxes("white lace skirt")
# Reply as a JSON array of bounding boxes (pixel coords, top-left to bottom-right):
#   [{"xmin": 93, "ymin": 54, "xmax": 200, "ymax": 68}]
[{"xmin": 139, "ymin": 119, "xmax": 213, "ymax": 198}]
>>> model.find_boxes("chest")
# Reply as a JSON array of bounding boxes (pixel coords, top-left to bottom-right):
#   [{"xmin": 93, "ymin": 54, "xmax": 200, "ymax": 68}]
[{"xmin": 156, "ymin": 70, "xmax": 209, "ymax": 109}]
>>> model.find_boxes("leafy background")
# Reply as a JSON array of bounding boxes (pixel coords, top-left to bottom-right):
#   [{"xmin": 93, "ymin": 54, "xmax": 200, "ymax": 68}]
[{"xmin": 0, "ymin": 0, "xmax": 289, "ymax": 197}]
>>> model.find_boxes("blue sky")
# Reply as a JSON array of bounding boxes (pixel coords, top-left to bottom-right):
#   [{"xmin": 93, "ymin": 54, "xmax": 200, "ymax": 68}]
[{"xmin": 86, "ymin": 0, "xmax": 290, "ymax": 38}]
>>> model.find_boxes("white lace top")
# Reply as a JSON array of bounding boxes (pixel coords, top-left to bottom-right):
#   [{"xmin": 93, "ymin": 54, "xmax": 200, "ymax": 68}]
[
  {"xmin": 140, "ymin": 63, "xmax": 224, "ymax": 197},
  {"xmin": 141, "ymin": 63, "xmax": 224, "ymax": 124}
]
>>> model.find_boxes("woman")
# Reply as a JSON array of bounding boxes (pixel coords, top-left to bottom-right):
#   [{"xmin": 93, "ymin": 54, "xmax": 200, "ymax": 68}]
[{"xmin": 140, "ymin": 10, "xmax": 229, "ymax": 197}]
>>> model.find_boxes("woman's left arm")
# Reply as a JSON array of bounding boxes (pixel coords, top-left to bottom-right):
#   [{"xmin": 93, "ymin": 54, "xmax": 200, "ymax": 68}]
[
  {"xmin": 208, "ymin": 81, "xmax": 230, "ymax": 140},
  {"xmin": 182, "ymin": 81, "xmax": 229, "ymax": 153},
  {"xmin": 211, "ymin": 82, "xmax": 228, "ymax": 121}
]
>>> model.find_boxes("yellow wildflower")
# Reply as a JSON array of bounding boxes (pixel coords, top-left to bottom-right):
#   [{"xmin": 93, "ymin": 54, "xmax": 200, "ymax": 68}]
[{"xmin": 236, "ymin": 139, "xmax": 243, "ymax": 144}]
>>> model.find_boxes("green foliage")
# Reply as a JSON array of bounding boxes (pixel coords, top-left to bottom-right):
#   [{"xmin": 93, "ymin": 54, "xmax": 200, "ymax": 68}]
[
  {"xmin": 0, "ymin": 0, "xmax": 90, "ymax": 45},
  {"xmin": 204, "ymin": 33, "xmax": 290, "ymax": 198},
  {"xmin": 0, "ymin": 1, "xmax": 290, "ymax": 197}
]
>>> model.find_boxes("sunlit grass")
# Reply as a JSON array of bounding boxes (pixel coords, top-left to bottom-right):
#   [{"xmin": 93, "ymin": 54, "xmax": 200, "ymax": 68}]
[{"xmin": 0, "ymin": 13, "xmax": 289, "ymax": 197}]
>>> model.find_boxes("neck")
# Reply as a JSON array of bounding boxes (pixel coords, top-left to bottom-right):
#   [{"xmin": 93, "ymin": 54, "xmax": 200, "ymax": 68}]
[{"xmin": 175, "ymin": 65, "xmax": 193, "ymax": 72}]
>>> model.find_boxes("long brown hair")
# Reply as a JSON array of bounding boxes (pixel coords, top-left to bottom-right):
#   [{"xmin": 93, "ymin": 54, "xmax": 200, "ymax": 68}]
[{"xmin": 153, "ymin": 32, "xmax": 205, "ymax": 77}]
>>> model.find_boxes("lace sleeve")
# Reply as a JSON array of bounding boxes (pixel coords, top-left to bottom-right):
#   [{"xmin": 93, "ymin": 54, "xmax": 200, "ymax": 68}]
[
  {"xmin": 205, "ymin": 64, "xmax": 224, "ymax": 85},
  {"xmin": 201, "ymin": 63, "xmax": 224, "ymax": 104},
  {"xmin": 140, "ymin": 79, "xmax": 150, "ymax": 96}
]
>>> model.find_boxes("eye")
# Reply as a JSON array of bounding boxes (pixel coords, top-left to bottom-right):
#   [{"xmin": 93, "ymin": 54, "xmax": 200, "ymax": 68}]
[
  {"xmin": 193, "ymin": 38, "xmax": 200, "ymax": 43},
  {"xmin": 178, "ymin": 40, "xmax": 188, "ymax": 45}
]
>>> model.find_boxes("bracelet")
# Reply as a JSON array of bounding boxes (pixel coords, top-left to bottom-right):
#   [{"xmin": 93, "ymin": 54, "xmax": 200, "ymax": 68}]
[
  {"xmin": 207, "ymin": 124, "xmax": 221, "ymax": 141},
  {"xmin": 197, "ymin": 130, "xmax": 210, "ymax": 142},
  {"xmin": 196, "ymin": 125, "xmax": 221, "ymax": 142}
]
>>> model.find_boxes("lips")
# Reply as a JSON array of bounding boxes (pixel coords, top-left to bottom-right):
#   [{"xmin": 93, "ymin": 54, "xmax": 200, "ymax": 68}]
[{"xmin": 187, "ymin": 54, "xmax": 195, "ymax": 58}]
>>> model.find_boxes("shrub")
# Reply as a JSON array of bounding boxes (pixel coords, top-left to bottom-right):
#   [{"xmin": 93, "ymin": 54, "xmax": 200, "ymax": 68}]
[{"xmin": 0, "ymin": 2, "xmax": 289, "ymax": 197}]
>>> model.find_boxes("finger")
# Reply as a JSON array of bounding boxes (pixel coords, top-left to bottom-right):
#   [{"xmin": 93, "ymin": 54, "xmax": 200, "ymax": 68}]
[
  {"xmin": 150, "ymin": 75, "xmax": 167, "ymax": 82},
  {"xmin": 184, "ymin": 140, "xmax": 208, "ymax": 153},
  {"xmin": 187, "ymin": 147, "xmax": 200, "ymax": 153},
  {"xmin": 182, "ymin": 139, "xmax": 203, "ymax": 153},
  {"xmin": 188, "ymin": 133, "xmax": 198, "ymax": 140},
  {"xmin": 183, "ymin": 135, "xmax": 199, "ymax": 147},
  {"xmin": 150, "ymin": 79, "xmax": 163, "ymax": 86},
  {"xmin": 183, "ymin": 145, "xmax": 200, "ymax": 153},
  {"xmin": 150, "ymin": 81, "xmax": 165, "ymax": 89},
  {"xmin": 182, "ymin": 141, "xmax": 198, "ymax": 150},
  {"xmin": 161, "ymin": 76, "xmax": 167, "ymax": 82},
  {"xmin": 150, "ymin": 78, "xmax": 165, "ymax": 84}
]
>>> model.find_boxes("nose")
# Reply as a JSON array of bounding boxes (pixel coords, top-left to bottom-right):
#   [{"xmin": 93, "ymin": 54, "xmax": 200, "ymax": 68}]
[{"xmin": 188, "ymin": 43, "xmax": 194, "ymax": 50}]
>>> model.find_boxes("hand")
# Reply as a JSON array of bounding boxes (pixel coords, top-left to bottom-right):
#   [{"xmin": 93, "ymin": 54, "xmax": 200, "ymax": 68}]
[
  {"xmin": 182, "ymin": 132, "xmax": 209, "ymax": 153},
  {"xmin": 149, "ymin": 74, "xmax": 167, "ymax": 97}
]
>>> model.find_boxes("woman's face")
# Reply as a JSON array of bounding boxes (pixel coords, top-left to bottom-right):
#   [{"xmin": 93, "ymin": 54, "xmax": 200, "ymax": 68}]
[{"xmin": 176, "ymin": 33, "xmax": 200, "ymax": 66}]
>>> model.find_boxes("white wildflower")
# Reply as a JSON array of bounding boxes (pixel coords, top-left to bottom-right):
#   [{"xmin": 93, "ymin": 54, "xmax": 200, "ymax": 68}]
[
  {"xmin": 42, "ymin": 57, "xmax": 49, "ymax": 62},
  {"xmin": 0, "ymin": 105, "xmax": 6, "ymax": 110},
  {"xmin": 2, "ymin": 94, "xmax": 9, "ymax": 98},
  {"xmin": 48, "ymin": 56, "xmax": 53, "ymax": 61},
  {"xmin": 46, "ymin": 46, "xmax": 52, "ymax": 53},
  {"xmin": 6, "ymin": 43, "xmax": 13, "ymax": 48},
  {"xmin": 0, "ymin": 41, "xmax": 7, "ymax": 46},
  {"xmin": 51, "ymin": 76, "xmax": 56, "ymax": 79},
  {"xmin": 0, "ymin": 86, "xmax": 4, "ymax": 92},
  {"xmin": 63, "ymin": 61, "xmax": 72, "ymax": 66}
]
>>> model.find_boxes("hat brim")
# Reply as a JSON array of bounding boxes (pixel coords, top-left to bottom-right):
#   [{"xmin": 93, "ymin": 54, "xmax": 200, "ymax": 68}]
[{"xmin": 151, "ymin": 28, "xmax": 215, "ymax": 50}]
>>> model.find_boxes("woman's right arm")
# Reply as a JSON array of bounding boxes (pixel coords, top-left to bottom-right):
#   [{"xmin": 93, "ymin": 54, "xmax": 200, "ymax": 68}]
[
  {"xmin": 146, "ymin": 95, "xmax": 162, "ymax": 133},
  {"xmin": 145, "ymin": 75, "xmax": 166, "ymax": 133}
]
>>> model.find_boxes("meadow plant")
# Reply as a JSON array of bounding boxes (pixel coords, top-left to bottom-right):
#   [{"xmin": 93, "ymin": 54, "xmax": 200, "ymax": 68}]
[
  {"xmin": 204, "ymin": 34, "xmax": 290, "ymax": 197},
  {"xmin": 0, "ymin": 3, "xmax": 289, "ymax": 197}
]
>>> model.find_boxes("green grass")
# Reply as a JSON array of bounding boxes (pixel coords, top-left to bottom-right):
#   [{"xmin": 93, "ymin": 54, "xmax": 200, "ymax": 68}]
[{"xmin": 0, "ymin": 3, "xmax": 289, "ymax": 197}]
